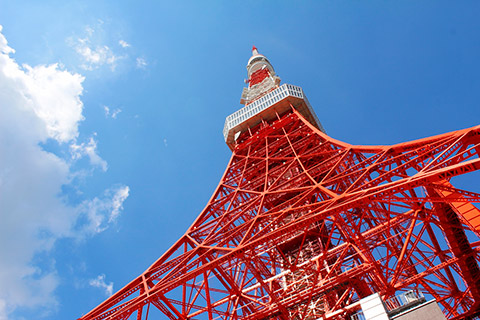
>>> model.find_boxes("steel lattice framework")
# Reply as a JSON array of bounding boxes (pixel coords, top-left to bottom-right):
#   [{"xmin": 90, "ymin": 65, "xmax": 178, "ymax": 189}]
[
  {"xmin": 79, "ymin": 48, "xmax": 480, "ymax": 319},
  {"xmin": 79, "ymin": 107, "xmax": 480, "ymax": 320}
]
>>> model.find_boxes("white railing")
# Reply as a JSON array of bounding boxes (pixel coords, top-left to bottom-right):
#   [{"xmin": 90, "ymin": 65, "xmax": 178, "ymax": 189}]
[
  {"xmin": 350, "ymin": 310, "xmax": 365, "ymax": 320},
  {"xmin": 223, "ymin": 84, "xmax": 297, "ymax": 138},
  {"xmin": 223, "ymin": 83, "xmax": 321, "ymax": 141},
  {"xmin": 383, "ymin": 289, "xmax": 425, "ymax": 312}
]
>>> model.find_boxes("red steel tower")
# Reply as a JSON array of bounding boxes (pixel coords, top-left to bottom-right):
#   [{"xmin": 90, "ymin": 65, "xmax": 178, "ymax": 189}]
[{"xmin": 79, "ymin": 47, "xmax": 480, "ymax": 320}]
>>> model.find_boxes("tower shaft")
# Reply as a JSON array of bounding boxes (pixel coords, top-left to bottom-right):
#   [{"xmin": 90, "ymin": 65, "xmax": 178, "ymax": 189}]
[
  {"xmin": 78, "ymin": 49, "xmax": 480, "ymax": 320},
  {"xmin": 79, "ymin": 108, "xmax": 480, "ymax": 319}
]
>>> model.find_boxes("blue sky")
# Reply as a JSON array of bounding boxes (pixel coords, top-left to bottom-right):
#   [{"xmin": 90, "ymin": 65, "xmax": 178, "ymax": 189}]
[{"xmin": 0, "ymin": 1, "xmax": 479, "ymax": 319}]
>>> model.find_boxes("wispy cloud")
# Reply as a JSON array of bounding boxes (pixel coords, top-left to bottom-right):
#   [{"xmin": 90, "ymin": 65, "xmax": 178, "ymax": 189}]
[
  {"xmin": 109, "ymin": 186, "xmax": 130, "ymax": 223},
  {"xmin": 68, "ymin": 25, "xmax": 123, "ymax": 71},
  {"xmin": 119, "ymin": 40, "xmax": 130, "ymax": 48},
  {"xmin": 103, "ymin": 105, "xmax": 122, "ymax": 119},
  {"xmin": 77, "ymin": 185, "xmax": 130, "ymax": 234},
  {"xmin": 85, "ymin": 25, "xmax": 94, "ymax": 36},
  {"xmin": 136, "ymin": 57, "xmax": 147, "ymax": 69},
  {"xmin": 71, "ymin": 135, "xmax": 108, "ymax": 171},
  {"xmin": 75, "ymin": 40, "xmax": 119, "ymax": 71},
  {"xmin": 89, "ymin": 274, "xmax": 113, "ymax": 297},
  {"xmin": 68, "ymin": 23, "xmax": 147, "ymax": 72}
]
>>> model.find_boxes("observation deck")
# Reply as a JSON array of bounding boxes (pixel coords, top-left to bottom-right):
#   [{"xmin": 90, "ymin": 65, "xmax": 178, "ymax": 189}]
[{"xmin": 224, "ymin": 83, "xmax": 325, "ymax": 149}]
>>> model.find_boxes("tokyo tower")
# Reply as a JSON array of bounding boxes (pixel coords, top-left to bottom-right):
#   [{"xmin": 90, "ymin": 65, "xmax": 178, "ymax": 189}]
[{"xmin": 79, "ymin": 47, "xmax": 480, "ymax": 320}]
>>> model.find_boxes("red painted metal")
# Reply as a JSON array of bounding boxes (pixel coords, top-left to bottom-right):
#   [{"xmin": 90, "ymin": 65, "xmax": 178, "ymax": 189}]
[
  {"xmin": 248, "ymin": 67, "xmax": 270, "ymax": 87},
  {"xmin": 78, "ymin": 48, "xmax": 480, "ymax": 319},
  {"xmin": 78, "ymin": 105, "xmax": 480, "ymax": 319}
]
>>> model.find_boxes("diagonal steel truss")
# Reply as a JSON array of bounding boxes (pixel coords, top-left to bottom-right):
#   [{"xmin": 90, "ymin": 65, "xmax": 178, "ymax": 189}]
[{"xmin": 79, "ymin": 107, "xmax": 480, "ymax": 320}]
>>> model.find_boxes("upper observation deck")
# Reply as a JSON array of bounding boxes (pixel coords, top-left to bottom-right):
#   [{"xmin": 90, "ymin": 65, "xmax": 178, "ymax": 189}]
[{"xmin": 223, "ymin": 83, "xmax": 325, "ymax": 150}]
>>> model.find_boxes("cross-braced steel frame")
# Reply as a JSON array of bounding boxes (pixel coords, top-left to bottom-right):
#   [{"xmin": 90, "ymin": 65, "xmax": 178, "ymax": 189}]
[{"xmin": 79, "ymin": 107, "xmax": 480, "ymax": 320}]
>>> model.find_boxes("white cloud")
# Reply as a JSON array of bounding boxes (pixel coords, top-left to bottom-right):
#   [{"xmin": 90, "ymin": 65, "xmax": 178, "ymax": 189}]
[
  {"xmin": 89, "ymin": 274, "xmax": 113, "ymax": 297},
  {"xmin": 119, "ymin": 40, "xmax": 130, "ymax": 48},
  {"xmin": 0, "ymin": 27, "xmax": 14, "ymax": 55},
  {"xmin": 71, "ymin": 135, "xmax": 108, "ymax": 171},
  {"xmin": 0, "ymin": 26, "xmax": 129, "ymax": 318},
  {"xmin": 103, "ymin": 105, "xmax": 121, "ymax": 119},
  {"xmin": 111, "ymin": 109, "xmax": 121, "ymax": 118},
  {"xmin": 75, "ymin": 42, "xmax": 119, "ymax": 71},
  {"xmin": 136, "ymin": 57, "xmax": 147, "ymax": 69},
  {"xmin": 69, "ymin": 25, "xmax": 123, "ymax": 71},
  {"xmin": 0, "ymin": 299, "xmax": 7, "ymax": 320},
  {"xmin": 0, "ymin": 26, "xmax": 79, "ymax": 316},
  {"xmin": 23, "ymin": 64, "xmax": 85, "ymax": 142},
  {"xmin": 77, "ymin": 185, "xmax": 130, "ymax": 234},
  {"xmin": 110, "ymin": 185, "xmax": 130, "ymax": 222},
  {"xmin": 85, "ymin": 25, "xmax": 94, "ymax": 37},
  {"xmin": 69, "ymin": 24, "xmax": 147, "ymax": 71}
]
